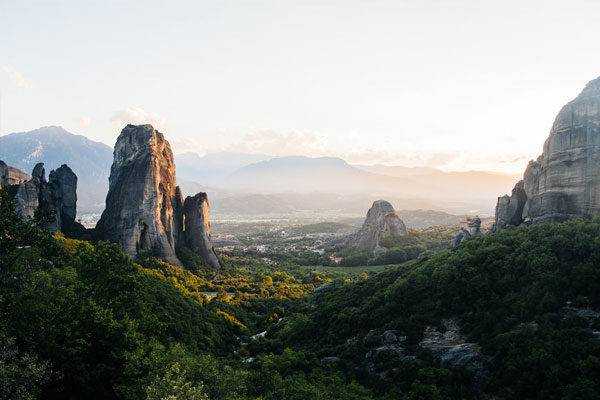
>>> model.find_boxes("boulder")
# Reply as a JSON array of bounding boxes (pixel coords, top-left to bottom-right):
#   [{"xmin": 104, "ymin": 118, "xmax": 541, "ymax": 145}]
[{"xmin": 420, "ymin": 319, "xmax": 488, "ymax": 390}]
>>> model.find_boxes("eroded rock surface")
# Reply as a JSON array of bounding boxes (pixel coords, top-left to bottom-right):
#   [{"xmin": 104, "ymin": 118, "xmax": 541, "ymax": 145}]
[
  {"xmin": 96, "ymin": 124, "xmax": 183, "ymax": 266},
  {"xmin": 96, "ymin": 124, "xmax": 219, "ymax": 268},
  {"xmin": 325, "ymin": 200, "xmax": 407, "ymax": 256},
  {"xmin": 184, "ymin": 192, "xmax": 220, "ymax": 268},
  {"xmin": 3, "ymin": 161, "xmax": 79, "ymax": 232},
  {"xmin": 453, "ymin": 217, "xmax": 483, "ymax": 246},
  {"xmin": 495, "ymin": 76, "xmax": 600, "ymax": 228},
  {"xmin": 420, "ymin": 319, "xmax": 488, "ymax": 389},
  {"xmin": 1, "ymin": 161, "xmax": 29, "ymax": 188},
  {"xmin": 7, "ymin": 166, "xmax": 30, "ymax": 186}
]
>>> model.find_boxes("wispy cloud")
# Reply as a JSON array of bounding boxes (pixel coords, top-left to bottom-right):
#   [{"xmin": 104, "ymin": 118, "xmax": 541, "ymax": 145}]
[
  {"xmin": 2, "ymin": 66, "xmax": 33, "ymax": 89},
  {"xmin": 109, "ymin": 107, "xmax": 166, "ymax": 130},
  {"xmin": 227, "ymin": 130, "xmax": 328, "ymax": 156}
]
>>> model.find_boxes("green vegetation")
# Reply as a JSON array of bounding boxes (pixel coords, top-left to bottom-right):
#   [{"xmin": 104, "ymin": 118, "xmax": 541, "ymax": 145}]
[
  {"xmin": 0, "ymin": 190, "xmax": 376, "ymax": 399},
  {"xmin": 338, "ymin": 227, "xmax": 455, "ymax": 267},
  {"xmin": 250, "ymin": 220, "xmax": 600, "ymax": 399},
  {"xmin": 3, "ymin": 185, "xmax": 600, "ymax": 399}
]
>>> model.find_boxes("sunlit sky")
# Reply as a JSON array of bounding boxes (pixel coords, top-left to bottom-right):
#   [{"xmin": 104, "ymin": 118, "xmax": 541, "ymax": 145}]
[{"xmin": 1, "ymin": 0, "xmax": 600, "ymax": 173}]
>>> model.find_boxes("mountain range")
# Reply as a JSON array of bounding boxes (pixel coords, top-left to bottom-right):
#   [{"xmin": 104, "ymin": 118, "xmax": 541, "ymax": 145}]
[
  {"xmin": 0, "ymin": 126, "xmax": 113, "ymax": 212},
  {"xmin": 0, "ymin": 126, "xmax": 520, "ymax": 216}
]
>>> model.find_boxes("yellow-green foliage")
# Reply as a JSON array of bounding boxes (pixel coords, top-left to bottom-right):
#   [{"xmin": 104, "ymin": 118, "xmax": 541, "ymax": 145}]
[
  {"xmin": 138, "ymin": 256, "xmax": 317, "ymax": 305},
  {"xmin": 216, "ymin": 310, "xmax": 247, "ymax": 329},
  {"xmin": 55, "ymin": 232, "xmax": 93, "ymax": 255}
]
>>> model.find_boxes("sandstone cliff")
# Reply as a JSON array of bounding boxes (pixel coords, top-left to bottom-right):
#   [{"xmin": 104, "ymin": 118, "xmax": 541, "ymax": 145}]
[
  {"xmin": 325, "ymin": 200, "xmax": 408, "ymax": 256},
  {"xmin": 96, "ymin": 124, "xmax": 219, "ymax": 268},
  {"xmin": 494, "ymin": 76, "xmax": 600, "ymax": 229}
]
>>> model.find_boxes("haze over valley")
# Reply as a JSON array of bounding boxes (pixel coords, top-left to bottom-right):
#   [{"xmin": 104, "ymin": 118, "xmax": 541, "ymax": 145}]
[{"xmin": 2, "ymin": 1, "xmax": 600, "ymax": 399}]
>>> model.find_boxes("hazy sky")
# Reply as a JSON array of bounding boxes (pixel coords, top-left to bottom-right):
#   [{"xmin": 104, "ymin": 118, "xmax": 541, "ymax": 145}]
[{"xmin": 1, "ymin": 0, "xmax": 600, "ymax": 173}]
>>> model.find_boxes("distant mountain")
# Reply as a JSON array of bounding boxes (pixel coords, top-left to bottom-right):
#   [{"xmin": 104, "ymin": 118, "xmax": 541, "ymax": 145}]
[
  {"xmin": 0, "ymin": 129, "xmax": 521, "ymax": 216},
  {"xmin": 219, "ymin": 156, "xmax": 517, "ymax": 214},
  {"xmin": 0, "ymin": 126, "xmax": 113, "ymax": 212},
  {"xmin": 175, "ymin": 151, "xmax": 271, "ymax": 185},
  {"xmin": 354, "ymin": 164, "xmax": 438, "ymax": 177},
  {"xmin": 223, "ymin": 156, "xmax": 395, "ymax": 193}
]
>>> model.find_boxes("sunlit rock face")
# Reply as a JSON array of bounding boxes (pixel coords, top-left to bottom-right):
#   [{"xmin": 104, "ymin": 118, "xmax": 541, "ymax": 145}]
[
  {"xmin": 184, "ymin": 192, "xmax": 220, "ymax": 268},
  {"xmin": 96, "ymin": 124, "xmax": 183, "ymax": 266},
  {"xmin": 325, "ymin": 200, "xmax": 408, "ymax": 256},
  {"xmin": 494, "ymin": 76, "xmax": 600, "ymax": 228},
  {"xmin": 96, "ymin": 124, "xmax": 220, "ymax": 268},
  {"xmin": 0, "ymin": 161, "xmax": 30, "ymax": 187}
]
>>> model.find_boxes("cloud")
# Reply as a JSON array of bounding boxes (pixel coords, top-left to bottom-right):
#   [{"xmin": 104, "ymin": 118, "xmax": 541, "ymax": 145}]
[
  {"xmin": 2, "ymin": 66, "xmax": 33, "ymax": 89},
  {"xmin": 227, "ymin": 130, "xmax": 328, "ymax": 156},
  {"xmin": 77, "ymin": 117, "xmax": 91, "ymax": 127},
  {"xmin": 109, "ymin": 107, "xmax": 166, "ymax": 130}
]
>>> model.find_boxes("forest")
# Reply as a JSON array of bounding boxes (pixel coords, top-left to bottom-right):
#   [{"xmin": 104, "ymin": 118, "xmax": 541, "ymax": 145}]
[{"xmin": 1, "ymin": 188, "xmax": 600, "ymax": 399}]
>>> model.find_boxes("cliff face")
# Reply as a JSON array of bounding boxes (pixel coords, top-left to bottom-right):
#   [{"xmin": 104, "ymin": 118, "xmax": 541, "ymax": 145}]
[
  {"xmin": 96, "ymin": 124, "xmax": 183, "ymax": 266},
  {"xmin": 325, "ymin": 200, "xmax": 408, "ymax": 256},
  {"xmin": 96, "ymin": 124, "xmax": 219, "ymax": 268},
  {"xmin": 2, "ymin": 161, "xmax": 78, "ymax": 232},
  {"xmin": 494, "ymin": 76, "xmax": 600, "ymax": 229},
  {"xmin": 1, "ymin": 161, "xmax": 30, "ymax": 188},
  {"xmin": 184, "ymin": 193, "xmax": 220, "ymax": 268}
]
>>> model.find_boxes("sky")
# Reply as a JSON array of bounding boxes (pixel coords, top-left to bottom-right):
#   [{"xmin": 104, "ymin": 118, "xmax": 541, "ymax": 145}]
[{"xmin": 1, "ymin": 0, "xmax": 600, "ymax": 173}]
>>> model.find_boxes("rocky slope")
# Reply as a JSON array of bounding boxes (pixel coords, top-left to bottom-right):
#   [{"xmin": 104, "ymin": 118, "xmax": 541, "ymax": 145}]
[
  {"xmin": 325, "ymin": 200, "xmax": 408, "ymax": 256},
  {"xmin": 495, "ymin": 76, "xmax": 600, "ymax": 229},
  {"xmin": 95, "ymin": 124, "xmax": 219, "ymax": 268}
]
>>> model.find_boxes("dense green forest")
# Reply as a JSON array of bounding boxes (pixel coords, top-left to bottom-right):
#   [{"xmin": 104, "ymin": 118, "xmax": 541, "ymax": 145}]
[{"xmin": 2, "ymin": 188, "xmax": 600, "ymax": 399}]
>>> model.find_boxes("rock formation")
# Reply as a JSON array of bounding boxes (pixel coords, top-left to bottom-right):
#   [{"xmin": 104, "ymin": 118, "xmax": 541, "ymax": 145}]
[
  {"xmin": 95, "ymin": 124, "xmax": 183, "ymax": 266},
  {"xmin": 48, "ymin": 165, "xmax": 78, "ymax": 231},
  {"xmin": 0, "ymin": 162, "xmax": 29, "ymax": 188},
  {"xmin": 7, "ymin": 166, "xmax": 30, "ymax": 186},
  {"xmin": 184, "ymin": 193, "xmax": 220, "ymax": 268},
  {"xmin": 494, "ymin": 76, "xmax": 600, "ymax": 229},
  {"xmin": 453, "ymin": 216, "xmax": 482, "ymax": 246},
  {"xmin": 325, "ymin": 200, "xmax": 408, "ymax": 256},
  {"xmin": 96, "ymin": 124, "xmax": 219, "ymax": 268},
  {"xmin": 2, "ymin": 160, "xmax": 79, "ymax": 232}
]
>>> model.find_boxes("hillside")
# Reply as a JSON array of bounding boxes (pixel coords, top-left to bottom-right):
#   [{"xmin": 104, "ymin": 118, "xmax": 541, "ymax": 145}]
[{"xmin": 249, "ymin": 219, "xmax": 600, "ymax": 399}]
